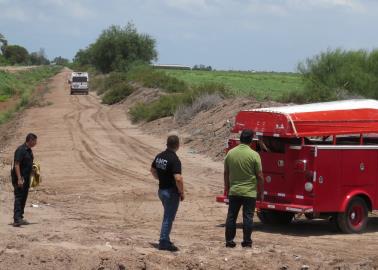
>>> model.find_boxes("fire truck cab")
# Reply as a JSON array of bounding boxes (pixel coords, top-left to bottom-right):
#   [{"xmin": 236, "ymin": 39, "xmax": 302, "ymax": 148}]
[{"xmin": 217, "ymin": 99, "xmax": 378, "ymax": 233}]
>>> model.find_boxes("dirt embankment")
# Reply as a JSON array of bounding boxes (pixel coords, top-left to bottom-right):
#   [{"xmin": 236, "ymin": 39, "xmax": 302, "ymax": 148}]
[
  {"xmin": 127, "ymin": 87, "xmax": 282, "ymax": 160},
  {"xmin": 0, "ymin": 70, "xmax": 377, "ymax": 270}
]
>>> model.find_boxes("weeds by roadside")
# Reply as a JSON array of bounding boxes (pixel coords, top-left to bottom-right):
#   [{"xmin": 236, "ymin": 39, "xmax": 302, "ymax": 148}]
[
  {"xmin": 102, "ymin": 83, "xmax": 134, "ymax": 105},
  {"xmin": 174, "ymin": 93, "xmax": 223, "ymax": 124},
  {"xmin": 0, "ymin": 66, "xmax": 61, "ymax": 125},
  {"xmin": 129, "ymin": 82, "xmax": 230, "ymax": 123}
]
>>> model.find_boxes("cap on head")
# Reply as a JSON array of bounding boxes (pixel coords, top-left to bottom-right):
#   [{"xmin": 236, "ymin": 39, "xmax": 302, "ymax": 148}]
[{"xmin": 240, "ymin": 129, "xmax": 254, "ymax": 144}]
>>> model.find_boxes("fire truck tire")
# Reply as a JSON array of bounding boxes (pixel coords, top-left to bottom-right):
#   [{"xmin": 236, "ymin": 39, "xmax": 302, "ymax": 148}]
[
  {"xmin": 257, "ymin": 210, "xmax": 294, "ymax": 225},
  {"xmin": 336, "ymin": 197, "xmax": 368, "ymax": 234}
]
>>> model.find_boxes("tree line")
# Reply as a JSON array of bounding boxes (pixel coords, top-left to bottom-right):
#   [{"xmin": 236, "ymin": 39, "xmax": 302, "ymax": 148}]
[
  {"xmin": 0, "ymin": 33, "xmax": 69, "ymax": 66},
  {"xmin": 72, "ymin": 22, "xmax": 378, "ymax": 103}
]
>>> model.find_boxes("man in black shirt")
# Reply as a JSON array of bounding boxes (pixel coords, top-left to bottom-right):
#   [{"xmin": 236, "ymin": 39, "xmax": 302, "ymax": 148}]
[
  {"xmin": 151, "ymin": 135, "xmax": 184, "ymax": 251},
  {"xmin": 11, "ymin": 133, "xmax": 37, "ymax": 227}
]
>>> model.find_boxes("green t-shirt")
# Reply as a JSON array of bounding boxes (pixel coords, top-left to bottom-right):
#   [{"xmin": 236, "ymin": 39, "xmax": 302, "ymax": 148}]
[{"xmin": 225, "ymin": 144, "xmax": 262, "ymax": 198}]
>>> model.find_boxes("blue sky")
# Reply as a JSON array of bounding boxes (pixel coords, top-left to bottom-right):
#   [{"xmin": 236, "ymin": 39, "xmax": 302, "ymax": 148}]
[{"xmin": 1, "ymin": 0, "xmax": 378, "ymax": 71}]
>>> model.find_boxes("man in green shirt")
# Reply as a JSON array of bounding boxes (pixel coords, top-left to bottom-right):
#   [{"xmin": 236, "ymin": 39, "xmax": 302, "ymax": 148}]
[{"xmin": 224, "ymin": 129, "xmax": 264, "ymax": 248}]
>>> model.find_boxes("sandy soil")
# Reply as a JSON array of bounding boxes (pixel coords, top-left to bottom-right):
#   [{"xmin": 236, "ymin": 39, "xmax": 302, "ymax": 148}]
[{"xmin": 1, "ymin": 69, "xmax": 378, "ymax": 270}]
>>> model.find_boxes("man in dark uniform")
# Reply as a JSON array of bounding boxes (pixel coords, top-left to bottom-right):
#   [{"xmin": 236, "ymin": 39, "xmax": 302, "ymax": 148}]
[
  {"xmin": 11, "ymin": 133, "xmax": 37, "ymax": 227},
  {"xmin": 150, "ymin": 135, "xmax": 184, "ymax": 252}
]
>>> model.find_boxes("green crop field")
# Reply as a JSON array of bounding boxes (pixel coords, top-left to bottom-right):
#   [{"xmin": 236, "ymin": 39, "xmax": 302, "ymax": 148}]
[{"xmin": 162, "ymin": 69, "xmax": 305, "ymax": 100}]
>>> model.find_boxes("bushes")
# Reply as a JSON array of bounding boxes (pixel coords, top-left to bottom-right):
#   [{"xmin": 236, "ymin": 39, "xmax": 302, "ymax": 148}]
[
  {"xmin": 102, "ymin": 83, "xmax": 134, "ymax": 105},
  {"xmin": 90, "ymin": 62, "xmax": 229, "ymax": 121},
  {"xmin": 129, "ymin": 82, "xmax": 229, "ymax": 123},
  {"xmin": 293, "ymin": 48, "xmax": 378, "ymax": 103},
  {"xmin": 174, "ymin": 93, "xmax": 223, "ymax": 124},
  {"xmin": 130, "ymin": 95, "xmax": 179, "ymax": 122},
  {"xmin": 93, "ymin": 72, "xmax": 129, "ymax": 95},
  {"xmin": 90, "ymin": 71, "xmax": 134, "ymax": 104}
]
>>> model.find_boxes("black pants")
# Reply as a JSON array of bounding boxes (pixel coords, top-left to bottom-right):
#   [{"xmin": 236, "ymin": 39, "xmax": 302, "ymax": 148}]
[
  {"xmin": 13, "ymin": 178, "xmax": 30, "ymax": 222},
  {"xmin": 225, "ymin": 196, "xmax": 256, "ymax": 244}
]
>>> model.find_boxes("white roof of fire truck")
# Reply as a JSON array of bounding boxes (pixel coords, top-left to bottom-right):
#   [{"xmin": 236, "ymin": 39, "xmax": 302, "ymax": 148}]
[{"xmin": 233, "ymin": 99, "xmax": 378, "ymax": 137}]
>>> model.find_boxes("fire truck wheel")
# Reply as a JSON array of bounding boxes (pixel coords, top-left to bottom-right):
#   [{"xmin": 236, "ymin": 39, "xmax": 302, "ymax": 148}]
[
  {"xmin": 337, "ymin": 197, "xmax": 368, "ymax": 234},
  {"xmin": 257, "ymin": 210, "xmax": 294, "ymax": 225}
]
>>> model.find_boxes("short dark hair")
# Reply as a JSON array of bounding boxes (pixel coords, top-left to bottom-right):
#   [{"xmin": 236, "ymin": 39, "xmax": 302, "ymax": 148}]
[
  {"xmin": 167, "ymin": 135, "xmax": 179, "ymax": 149},
  {"xmin": 240, "ymin": 129, "xmax": 254, "ymax": 144},
  {"xmin": 26, "ymin": 133, "xmax": 37, "ymax": 142}
]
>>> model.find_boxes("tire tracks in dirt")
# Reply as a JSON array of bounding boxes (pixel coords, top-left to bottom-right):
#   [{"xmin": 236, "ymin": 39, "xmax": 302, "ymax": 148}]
[{"xmin": 63, "ymin": 94, "xmax": 147, "ymax": 184}]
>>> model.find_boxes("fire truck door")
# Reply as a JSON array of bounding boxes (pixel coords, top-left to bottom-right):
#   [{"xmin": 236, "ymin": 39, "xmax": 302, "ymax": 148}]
[
  {"xmin": 313, "ymin": 149, "xmax": 341, "ymax": 212},
  {"xmin": 340, "ymin": 149, "xmax": 378, "ymax": 205}
]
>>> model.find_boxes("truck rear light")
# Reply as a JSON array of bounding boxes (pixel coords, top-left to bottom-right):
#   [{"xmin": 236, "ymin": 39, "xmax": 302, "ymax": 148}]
[
  {"xmin": 305, "ymin": 182, "xmax": 313, "ymax": 192},
  {"xmin": 294, "ymin": 159, "xmax": 307, "ymax": 171}
]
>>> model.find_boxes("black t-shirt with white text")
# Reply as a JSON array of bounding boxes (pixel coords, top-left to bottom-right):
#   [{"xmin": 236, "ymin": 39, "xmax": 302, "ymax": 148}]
[
  {"xmin": 13, "ymin": 143, "xmax": 34, "ymax": 180},
  {"xmin": 152, "ymin": 149, "xmax": 181, "ymax": 190}
]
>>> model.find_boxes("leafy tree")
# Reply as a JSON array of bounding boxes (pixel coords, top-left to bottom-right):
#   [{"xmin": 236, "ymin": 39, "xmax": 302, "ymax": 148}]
[
  {"xmin": 297, "ymin": 48, "xmax": 378, "ymax": 102},
  {"xmin": 75, "ymin": 23, "xmax": 157, "ymax": 73},
  {"xmin": 53, "ymin": 56, "xmax": 70, "ymax": 65},
  {"xmin": 29, "ymin": 48, "xmax": 50, "ymax": 65},
  {"xmin": 2, "ymin": 45, "xmax": 29, "ymax": 64},
  {"xmin": 73, "ymin": 47, "xmax": 93, "ymax": 66},
  {"xmin": 0, "ymin": 33, "xmax": 7, "ymax": 52}
]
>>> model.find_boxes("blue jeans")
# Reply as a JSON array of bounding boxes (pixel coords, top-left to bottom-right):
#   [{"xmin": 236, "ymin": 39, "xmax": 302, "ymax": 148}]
[{"xmin": 158, "ymin": 188, "xmax": 180, "ymax": 245}]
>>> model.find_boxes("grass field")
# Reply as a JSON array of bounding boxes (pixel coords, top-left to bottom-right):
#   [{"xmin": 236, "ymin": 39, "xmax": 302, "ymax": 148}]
[
  {"xmin": 162, "ymin": 69, "xmax": 305, "ymax": 100},
  {"xmin": 0, "ymin": 66, "xmax": 61, "ymax": 124}
]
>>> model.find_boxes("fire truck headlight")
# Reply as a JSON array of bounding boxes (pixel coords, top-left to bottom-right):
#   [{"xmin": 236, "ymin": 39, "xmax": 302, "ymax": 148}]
[{"xmin": 305, "ymin": 182, "xmax": 313, "ymax": 192}]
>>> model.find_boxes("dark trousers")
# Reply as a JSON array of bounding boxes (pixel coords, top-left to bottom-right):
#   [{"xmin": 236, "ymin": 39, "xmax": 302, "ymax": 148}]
[
  {"xmin": 13, "ymin": 179, "xmax": 30, "ymax": 222},
  {"xmin": 225, "ymin": 196, "xmax": 256, "ymax": 244}
]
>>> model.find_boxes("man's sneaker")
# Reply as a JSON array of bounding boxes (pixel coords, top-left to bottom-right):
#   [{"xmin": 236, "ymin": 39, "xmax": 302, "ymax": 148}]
[
  {"xmin": 241, "ymin": 241, "xmax": 252, "ymax": 248},
  {"xmin": 158, "ymin": 243, "xmax": 179, "ymax": 252},
  {"xmin": 20, "ymin": 219, "xmax": 30, "ymax": 225},
  {"xmin": 225, "ymin": 241, "xmax": 236, "ymax": 248},
  {"xmin": 13, "ymin": 221, "xmax": 21, "ymax": 227}
]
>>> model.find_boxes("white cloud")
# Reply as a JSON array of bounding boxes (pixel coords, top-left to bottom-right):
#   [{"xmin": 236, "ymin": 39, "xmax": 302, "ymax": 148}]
[
  {"xmin": 288, "ymin": 0, "xmax": 366, "ymax": 12},
  {"xmin": 242, "ymin": 0, "xmax": 367, "ymax": 17},
  {"xmin": 0, "ymin": 7, "xmax": 29, "ymax": 22}
]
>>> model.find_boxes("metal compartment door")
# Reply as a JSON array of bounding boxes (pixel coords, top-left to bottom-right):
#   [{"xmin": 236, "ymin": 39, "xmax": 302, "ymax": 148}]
[{"xmin": 313, "ymin": 149, "xmax": 341, "ymax": 212}]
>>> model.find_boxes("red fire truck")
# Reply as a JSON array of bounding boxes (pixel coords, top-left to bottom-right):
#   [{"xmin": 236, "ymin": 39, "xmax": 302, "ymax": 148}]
[{"xmin": 217, "ymin": 99, "xmax": 378, "ymax": 233}]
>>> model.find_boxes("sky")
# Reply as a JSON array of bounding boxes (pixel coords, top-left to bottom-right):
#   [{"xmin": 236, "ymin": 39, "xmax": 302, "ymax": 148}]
[{"xmin": 1, "ymin": 0, "xmax": 378, "ymax": 71}]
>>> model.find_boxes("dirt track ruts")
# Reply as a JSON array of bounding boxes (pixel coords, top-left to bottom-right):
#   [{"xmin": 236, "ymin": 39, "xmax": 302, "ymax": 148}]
[{"xmin": 1, "ymin": 68, "xmax": 378, "ymax": 269}]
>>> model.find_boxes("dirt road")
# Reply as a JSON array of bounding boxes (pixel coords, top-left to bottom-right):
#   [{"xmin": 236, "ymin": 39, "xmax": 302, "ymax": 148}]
[{"xmin": 1, "ymin": 69, "xmax": 378, "ymax": 269}]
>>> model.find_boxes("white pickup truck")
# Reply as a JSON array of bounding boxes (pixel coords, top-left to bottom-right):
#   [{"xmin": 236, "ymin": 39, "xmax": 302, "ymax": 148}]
[{"xmin": 69, "ymin": 72, "xmax": 89, "ymax": 95}]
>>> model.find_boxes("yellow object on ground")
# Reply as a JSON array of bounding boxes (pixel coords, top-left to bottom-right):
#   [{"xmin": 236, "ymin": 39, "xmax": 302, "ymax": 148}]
[{"xmin": 30, "ymin": 162, "xmax": 41, "ymax": 188}]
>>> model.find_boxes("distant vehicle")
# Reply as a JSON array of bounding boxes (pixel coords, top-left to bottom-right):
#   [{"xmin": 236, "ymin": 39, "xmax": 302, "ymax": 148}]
[
  {"xmin": 217, "ymin": 99, "xmax": 378, "ymax": 234},
  {"xmin": 69, "ymin": 72, "xmax": 89, "ymax": 95}
]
